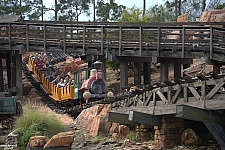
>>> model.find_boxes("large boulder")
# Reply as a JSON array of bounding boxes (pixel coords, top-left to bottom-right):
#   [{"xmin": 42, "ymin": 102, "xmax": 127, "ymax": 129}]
[
  {"xmin": 74, "ymin": 104, "xmax": 112, "ymax": 137},
  {"xmin": 27, "ymin": 136, "xmax": 47, "ymax": 150},
  {"xmin": 43, "ymin": 131, "xmax": 74, "ymax": 149},
  {"xmin": 181, "ymin": 128, "xmax": 198, "ymax": 146}
]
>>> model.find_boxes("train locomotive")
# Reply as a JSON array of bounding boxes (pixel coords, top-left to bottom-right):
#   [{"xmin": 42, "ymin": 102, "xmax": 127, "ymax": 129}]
[
  {"xmin": 74, "ymin": 60, "xmax": 114, "ymax": 104},
  {"xmin": 27, "ymin": 55, "xmax": 114, "ymax": 111}
]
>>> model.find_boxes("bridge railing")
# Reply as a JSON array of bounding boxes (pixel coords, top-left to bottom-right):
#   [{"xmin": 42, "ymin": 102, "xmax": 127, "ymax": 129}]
[{"xmin": 1, "ymin": 22, "xmax": 225, "ymax": 59}]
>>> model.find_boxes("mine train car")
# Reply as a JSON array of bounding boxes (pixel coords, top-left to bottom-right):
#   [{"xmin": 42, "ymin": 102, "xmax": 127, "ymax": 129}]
[
  {"xmin": 27, "ymin": 55, "xmax": 114, "ymax": 107},
  {"xmin": 0, "ymin": 94, "xmax": 23, "ymax": 129}
]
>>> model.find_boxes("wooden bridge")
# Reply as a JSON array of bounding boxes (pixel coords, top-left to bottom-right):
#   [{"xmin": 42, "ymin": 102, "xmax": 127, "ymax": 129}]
[{"xmin": 1, "ymin": 20, "xmax": 225, "ymax": 148}]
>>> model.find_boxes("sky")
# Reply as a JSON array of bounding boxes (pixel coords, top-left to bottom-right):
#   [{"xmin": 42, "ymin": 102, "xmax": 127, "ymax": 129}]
[{"xmin": 43, "ymin": 0, "xmax": 165, "ymax": 21}]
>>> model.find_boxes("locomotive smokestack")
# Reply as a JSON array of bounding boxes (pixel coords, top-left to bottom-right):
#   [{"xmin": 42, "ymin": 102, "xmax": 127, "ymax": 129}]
[{"xmin": 94, "ymin": 60, "xmax": 102, "ymax": 71}]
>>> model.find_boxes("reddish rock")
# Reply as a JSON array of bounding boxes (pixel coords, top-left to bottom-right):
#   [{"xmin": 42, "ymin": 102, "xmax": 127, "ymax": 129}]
[
  {"xmin": 27, "ymin": 136, "xmax": 47, "ymax": 149},
  {"xmin": 74, "ymin": 104, "xmax": 105, "ymax": 130},
  {"xmin": 118, "ymin": 125, "xmax": 130, "ymax": 138},
  {"xmin": 89, "ymin": 104, "xmax": 112, "ymax": 136},
  {"xmin": 181, "ymin": 128, "xmax": 198, "ymax": 146},
  {"xmin": 43, "ymin": 131, "xmax": 74, "ymax": 149}
]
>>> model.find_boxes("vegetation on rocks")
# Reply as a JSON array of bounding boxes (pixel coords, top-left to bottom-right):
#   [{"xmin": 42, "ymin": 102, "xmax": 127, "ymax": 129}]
[
  {"xmin": 14, "ymin": 103, "xmax": 66, "ymax": 147},
  {"xmin": 125, "ymin": 131, "xmax": 140, "ymax": 142}
]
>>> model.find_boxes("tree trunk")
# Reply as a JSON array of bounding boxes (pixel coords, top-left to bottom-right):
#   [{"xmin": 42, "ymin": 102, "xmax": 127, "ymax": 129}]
[
  {"xmin": 143, "ymin": 0, "xmax": 146, "ymax": 17},
  {"xmin": 202, "ymin": 0, "xmax": 206, "ymax": 12},
  {"xmin": 55, "ymin": 0, "xmax": 57, "ymax": 21},
  {"xmin": 93, "ymin": 0, "xmax": 96, "ymax": 22}
]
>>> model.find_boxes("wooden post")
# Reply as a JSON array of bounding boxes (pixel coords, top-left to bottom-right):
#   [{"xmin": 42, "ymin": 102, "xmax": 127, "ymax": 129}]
[
  {"xmin": 101, "ymin": 26, "xmax": 104, "ymax": 55},
  {"xmin": 26, "ymin": 24, "xmax": 29, "ymax": 52},
  {"xmin": 11, "ymin": 54, "xmax": 17, "ymax": 89},
  {"xmin": 120, "ymin": 60, "xmax": 128, "ymax": 92},
  {"xmin": 157, "ymin": 27, "xmax": 161, "ymax": 57},
  {"xmin": 143, "ymin": 62, "xmax": 151, "ymax": 85},
  {"xmin": 210, "ymin": 26, "xmax": 213, "ymax": 59},
  {"xmin": 139, "ymin": 27, "xmax": 142, "ymax": 57},
  {"xmin": 8, "ymin": 23, "xmax": 12, "ymax": 50},
  {"xmin": 63, "ymin": 25, "xmax": 66, "ymax": 53},
  {"xmin": 174, "ymin": 63, "xmax": 181, "ymax": 79},
  {"xmin": 134, "ymin": 62, "xmax": 141, "ymax": 86},
  {"xmin": 83, "ymin": 26, "xmax": 86, "ymax": 54},
  {"xmin": 213, "ymin": 64, "xmax": 221, "ymax": 74},
  {"xmin": 100, "ymin": 58, "xmax": 106, "ymax": 80},
  {"xmin": 182, "ymin": 27, "xmax": 185, "ymax": 58},
  {"xmin": 43, "ymin": 24, "xmax": 46, "ymax": 52},
  {"xmin": 160, "ymin": 62, "xmax": 168, "ymax": 82},
  {"xmin": 16, "ymin": 53, "xmax": 23, "ymax": 96},
  {"xmin": 119, "ymin": 26, "xmax": 122, "ymax": 56},
  {"xmin": 0, "ymin": 58, "xmax": 4, "ymax": 92},
  {"xmin": 6, "ymin": 57, "xmax": 11, "ymax": 89}
]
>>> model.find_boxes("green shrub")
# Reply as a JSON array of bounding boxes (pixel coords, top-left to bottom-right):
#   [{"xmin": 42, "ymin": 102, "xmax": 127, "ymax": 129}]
[
  {"xmin": 125, "ymin": 131, "xmax": 140, "ymax": 142},
  {"xmin": 14, "ymin": 109, "xmax": 66, "ymax": 147},
  {"xmin": 91, "ymin": 135, "xmax": 105, "ymax": 144}
]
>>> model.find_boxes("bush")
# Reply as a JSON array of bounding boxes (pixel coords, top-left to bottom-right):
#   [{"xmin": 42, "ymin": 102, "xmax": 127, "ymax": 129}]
[
  {"xmin": 106, "ymin": 60, "xmax": 120, "ymax": 71},
  {"xmin": 14, "ymin": 109, "xmax": 66, "ymax": 147},
  {"xmin": 91, "ymin": 135, "xmax": 105, "ymax": 144},
  {"xmin": 125, "ymin": 131, "xmax": 140, "ymax": 142}
]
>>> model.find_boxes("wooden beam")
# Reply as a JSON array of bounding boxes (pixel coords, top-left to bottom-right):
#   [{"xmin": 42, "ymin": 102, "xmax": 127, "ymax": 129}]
[
  {"xmin": 116, "ymin": 56, "xmax": 152, "ymax": 62},
  {"xmin": 134, "ymin": 62, "xmax": 141, "ymax": 85},
  {"xmin": 120, "ymin": 60, "xmax": 128, "ymax": 92},
  {"xmin": 160, "ymin": 62, "xmax": 168, "ymax": 82},
  {"xmin": 204, "ymin": 122, "xmax": 225, "ymax": 147},
  {"xmin": 174, "ymin": 63, "xmax": 181, "ymax": 79},
  {"xmin": 129, "ymin": 110, "xmax": 162, "ymax": 126},
  {"xmin": 106, "ymin": 111, "xmax": 137, "ymax": 125},
  {"xmin": 153, "ymin": 57, "xmax": 193, "ymax": 64},
  {"xmin": 16, "ymin": 53, "xmax": 23, "ymax": 96},
  {"xmin": 143, "ymin": 62, "xmax": 151, "ymax": 84},
  {"xmin": 176, "ymin": 105, "xmax": 225, "ymax": 126},
  {"xmin": 0, "ymin": 58, "xmax": 4, "ymax": 92}
]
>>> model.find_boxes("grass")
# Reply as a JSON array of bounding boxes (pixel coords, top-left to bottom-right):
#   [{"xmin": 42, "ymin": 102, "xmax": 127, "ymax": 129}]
[
  {"xmin": 91, "ymin": 135, "xmax": 105, "ymax": 144},
  {"xmin": 125, "ymin": 131, "xmax": 140, "ymax": 142},
  {"xmin": 14, "ymin": 101, "xmax": 66, "ymax": 147}
]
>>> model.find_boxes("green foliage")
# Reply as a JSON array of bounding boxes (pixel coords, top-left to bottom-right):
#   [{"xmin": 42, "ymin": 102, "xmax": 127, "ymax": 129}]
[
  {"xmin": 96, "ymin": 0, "xmax": 126, "ymax": 22},
  {"xmin": 119, "ymin": 5, "xmax": 150, "ymax": 22},
  {"xmin": 125, "ymin": 131, "xmax": 140, "ymax": 142},
  {"xmin": 14, "ymin": 109, "xmax": 66, "ymax": 147},
  {"xmin": 91, "ymin": 135, "xmax": 105, "ymax": 144},
  {"xmin": 106, "ymin": 60, "xmax": 120, "ymax": 71}
]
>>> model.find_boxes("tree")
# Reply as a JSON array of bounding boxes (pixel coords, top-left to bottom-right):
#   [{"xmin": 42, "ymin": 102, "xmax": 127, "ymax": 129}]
[
  {"xmin": 119, "ymin": 5, "xmax": 150, "ymax": 22},
  {"xmin": 96, "ymin": 0, "xmax": 126, "ymax": 22}
]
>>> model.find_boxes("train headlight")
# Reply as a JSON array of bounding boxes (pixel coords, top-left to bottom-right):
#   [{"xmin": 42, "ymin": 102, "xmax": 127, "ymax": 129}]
[
  {"xmin": 83, "ymin": 90, "xmax": 91, "ymax": 99},
  {"xmin": 107, "ymin": 89, "xmax": 114, "ymax": 97}
]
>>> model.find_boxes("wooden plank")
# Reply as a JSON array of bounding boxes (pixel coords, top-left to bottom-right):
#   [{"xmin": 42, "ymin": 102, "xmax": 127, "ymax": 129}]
[
  {"xmin": 204, "ymin": 122, "xmax": 225, "ymax": 147},
  {"xmin": 83, "ymin": 26, "xmax": 86, "ymax": 54},
  {"xmin": 156, "ymin": 90, "xmax": 168, "ymax": 104},
  {"xmin": 206, "ymin": 81, "xmax": 224, "ymax": 100},
  {"xmin": 188, "ymin": 86, "xmax": 201, "ymax": 101},
  {"xmin": 139, "ymin": 26, "xmax": 142, "ymax": 57},
  {"xmin": 63, "ymin": 25, "xmax": 66, "ymax": 53},
  {"xmin": 119, "ymin": 26, "xmax": 122, "ymax": 56},
  {"xmin": 106, "ymin": 111, "xmax": 137, "ymax": 125},
  {"xmin": 210, "ymin": 26, "xmax": 213, "ymax": 59},
  {"xmin": 182, "ymin": 27, "xmax": 185, "ymax": 58},
  {"xmin": 157, "ymin": 27, "xmax": 161, "ymax": 57},
  {"xmin": 176, "ymin": 105, "xmax": 225, "ymax": 126},
  {"xmin": 8, "ymin": 23, "xmax": 11, "ymax": 50},
  {"xmin": 101, "ymin": 26, "xmax": 104, "ymax": 55},
  {"xmin": 172, "ymin": 85, "xmax": 182, "ymax": 104},
  {"xmin": 43, "ymin": 24, "xmax": 46, "ymax": 52},
  {"xmin": 129, "ymin": 110, "xmax": 161, "ymax": 126},
  {"xmin": 26, "ymin": 24, "xmax": 29, "ymax": 52}
]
